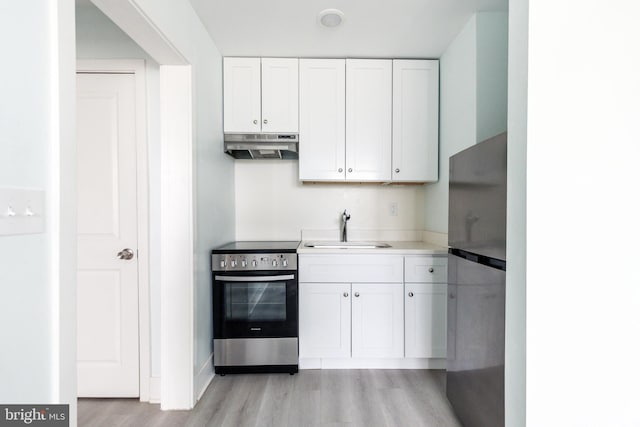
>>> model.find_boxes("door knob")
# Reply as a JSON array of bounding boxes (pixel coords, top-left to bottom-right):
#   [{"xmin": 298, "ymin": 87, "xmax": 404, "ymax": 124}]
[{"xmin": 117, "ymin": 248, "xmax": 134, "ymax": 260}]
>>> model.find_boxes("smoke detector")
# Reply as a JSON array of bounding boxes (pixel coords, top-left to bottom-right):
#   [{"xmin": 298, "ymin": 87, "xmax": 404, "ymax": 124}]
[{"xmin": 319, "ymin": 9, "xmax": 344, "ymax": 28}]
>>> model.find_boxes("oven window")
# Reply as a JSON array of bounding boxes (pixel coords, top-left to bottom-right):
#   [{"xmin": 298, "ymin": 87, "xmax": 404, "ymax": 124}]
[{"xmin": 224, "ymin": 282, "xmax": 287, "ymax": 322}]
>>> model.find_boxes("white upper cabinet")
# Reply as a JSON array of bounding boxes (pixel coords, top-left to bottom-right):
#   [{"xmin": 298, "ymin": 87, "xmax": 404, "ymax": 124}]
[
  {"xmin": 223, "ymin": 57, "xmax": 261, "ymax": 132},
  {"xmin": 225, "ymin": 57, "xmax": 440, "ymax": 183},
  {"xmin": 299, "ymin": 59, "xmax": 346, "ymax": 181},
  {"xmin": 392, "ymin": 60, "xmax": 439, "ymax": 182},
  {"xmin": 223, "ymin": 57, "xmax": 298, "ymax": 133},
  {"xmin": 261, "ymin": 58, "xmax": 299, "ymax": 132},
  {"xmin": 346, "ymin": 59, "xmax": 392, "ymax": 181}
]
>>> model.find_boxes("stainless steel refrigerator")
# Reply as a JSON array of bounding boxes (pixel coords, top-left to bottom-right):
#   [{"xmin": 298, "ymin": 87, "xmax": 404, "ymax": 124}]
[{"xmin": 447, "ymin": 132, "xmax": 507, "ymax": 427}]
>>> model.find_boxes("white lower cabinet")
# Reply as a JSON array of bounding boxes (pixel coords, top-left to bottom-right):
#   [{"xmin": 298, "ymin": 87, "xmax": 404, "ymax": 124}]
[
  {"xmin": 299, "ymin": 282, "xmax": 404, "ymax": 360},
  {"xmin": 299, "ymin": 283, "xmax": 351, "ymax": 359},
  {"xmin": 351, "ymin": 283, "xmax": 404, "ymax": 358},
  {"xmin": 404, "ymin": 283, "xmax": 447, "ymax": 358},
  {"xmin": 298, "ymin": 253, "xmax": 446, "ymax": 369},
  {"xmin": 404, "ymin": 255, "xmax": 448, "ymax": 358}
]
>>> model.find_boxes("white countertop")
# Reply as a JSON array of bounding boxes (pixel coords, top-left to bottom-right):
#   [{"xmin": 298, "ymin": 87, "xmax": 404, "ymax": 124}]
[{"xmin": 297, "ymin": 240, "xmax": 447, "ymax": 255}]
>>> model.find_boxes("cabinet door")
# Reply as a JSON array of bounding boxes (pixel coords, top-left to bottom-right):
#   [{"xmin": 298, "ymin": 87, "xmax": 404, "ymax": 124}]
[
  {"xmin": 299, "ymin": 283, "xmax": 351, "ymax": 359},
  {"xmin": 405, "ymin": 283, "xmax": 447, "ymax": 358},
  {"xmin": 346, "ymin": 59, "xmax": 392, "ymax": 181},
  {"xmin": 223, "ymin": 57, "xmax": 261, "ymax": 133},
  {"xmin": 392, "ymin": 60, "xmax": 439, "ymax": 182},
  {"xmin": 299, "ymin": 59, "xmax": 346, "ymax": 181},
  {"xmin": 351, "ymin": 283, "xmax": 403, "ymax": 358},
  {"xmin": 261, "ymin": 58, "xmax": 299, "ymax": 132}
]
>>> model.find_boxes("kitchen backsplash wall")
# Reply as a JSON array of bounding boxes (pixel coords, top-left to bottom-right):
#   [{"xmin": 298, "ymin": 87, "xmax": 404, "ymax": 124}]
[{"xmin": 235, "ymin": 161, "xmax": 425, "ymax": 241}]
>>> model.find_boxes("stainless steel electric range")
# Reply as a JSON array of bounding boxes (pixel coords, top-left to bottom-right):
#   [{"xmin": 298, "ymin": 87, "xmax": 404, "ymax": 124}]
[{"xmin": 211, "ymin": 241, "xmax": 300, "ymax": 375}]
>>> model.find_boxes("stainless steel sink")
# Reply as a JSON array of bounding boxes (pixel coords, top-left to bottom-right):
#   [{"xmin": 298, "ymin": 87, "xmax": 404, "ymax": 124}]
[{"xmin": 303, "ymin": 241, "xmax": 392, "ymax": 249}]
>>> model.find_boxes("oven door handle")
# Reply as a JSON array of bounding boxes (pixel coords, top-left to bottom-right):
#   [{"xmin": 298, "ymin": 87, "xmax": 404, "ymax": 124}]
[{"xmin": 214, "ymin": 274, "xmax": 295, "ymax": 282}]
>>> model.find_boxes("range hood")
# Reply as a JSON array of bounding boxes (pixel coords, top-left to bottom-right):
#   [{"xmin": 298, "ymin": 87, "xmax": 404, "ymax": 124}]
[{"xmin": 224, "ymin": 133, "xmax": 299, "ymax": 159}]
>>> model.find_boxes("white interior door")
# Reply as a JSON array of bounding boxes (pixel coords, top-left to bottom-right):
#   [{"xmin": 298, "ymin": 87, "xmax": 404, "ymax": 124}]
[{"xmin": 76, "ymin": 72, "xmax": 140, "ymax": 397}]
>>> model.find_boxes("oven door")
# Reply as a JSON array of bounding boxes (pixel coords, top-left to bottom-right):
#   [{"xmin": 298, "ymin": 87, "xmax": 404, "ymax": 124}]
[{"xmin": 213, "ymin": 272, "xmax": 298, "ymax": 339}]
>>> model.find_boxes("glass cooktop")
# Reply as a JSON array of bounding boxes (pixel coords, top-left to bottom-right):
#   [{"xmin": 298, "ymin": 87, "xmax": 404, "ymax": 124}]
[{"xmin": 212, "ymin": 241, "xmax": 300, "ymax": 254}]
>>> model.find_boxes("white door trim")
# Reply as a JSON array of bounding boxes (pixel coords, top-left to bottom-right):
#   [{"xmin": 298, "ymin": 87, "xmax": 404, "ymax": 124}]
[
  {"xmin": 159, "ymin": 65, "xmax": 195, "ymax": 410},
  {"xmin": 76, "ymin": 59, "xmax": 151, "ymax": 402}
]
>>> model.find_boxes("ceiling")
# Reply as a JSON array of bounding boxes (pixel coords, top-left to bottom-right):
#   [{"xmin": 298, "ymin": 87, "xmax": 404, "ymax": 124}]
[{"xmin": 188, "ymin": 0, "xmax": 508, "ymax": 58}]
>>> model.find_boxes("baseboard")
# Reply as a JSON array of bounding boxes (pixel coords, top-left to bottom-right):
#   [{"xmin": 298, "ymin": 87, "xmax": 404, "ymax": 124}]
[
  {"xmin": 299, "ymin": 357, "xmax": 446, "ymax": 370},
  {"xmin": 195, "ymin": 353, "xmax": 214, "ymax": 401},
  {"xmin": 149, "ymin": 377, "xmax": 161, "ymax": 404}
]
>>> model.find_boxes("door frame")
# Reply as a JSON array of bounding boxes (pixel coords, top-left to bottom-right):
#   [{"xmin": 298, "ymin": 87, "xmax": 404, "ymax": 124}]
[{"xmin": 76, "ymin": 59, "xmax": 151, "ymax": 402}]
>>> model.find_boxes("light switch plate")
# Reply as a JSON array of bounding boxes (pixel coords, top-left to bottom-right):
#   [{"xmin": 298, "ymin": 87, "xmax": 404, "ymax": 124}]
[{"xmin": 0, "ymin": 187, "xmax": 46, "ymax": 236}]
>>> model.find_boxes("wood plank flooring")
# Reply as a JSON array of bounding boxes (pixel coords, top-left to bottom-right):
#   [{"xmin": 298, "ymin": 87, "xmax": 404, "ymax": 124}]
[{"xmin": 78, "ymin": 370, "xmax": 461, "ymax": 427}]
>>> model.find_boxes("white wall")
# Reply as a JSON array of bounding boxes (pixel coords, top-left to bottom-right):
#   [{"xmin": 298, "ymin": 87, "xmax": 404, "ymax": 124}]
[
  {"xmin": 423, "ymin": 15, "xmax": 478, "ymax": 233},
  {"xmin": 189, "ymin": 36, "xmax": 231, "ymax": 398},
  {"xmin": 505, "ymin": 0, "xmax": 527, "ymax": 425},
  {"xmin": 423, "ymin": 12, "xmax": 508, "ymax": 235},
  {"xmin": 526, "ymin": 1, "xmax": 640, "ymax": 426},
  {"xmin": 234, "ymin": 162, "xmax": 425, "ymax": 240},
  {"xmin": 0, "ymin": 0, "xmax": 77, "ymax": 422},
  {"xmin": 76, "ymin": 2, "xmax": 163, "ymax": 381},
  {"xmin": 0, "ymin": 4, "xmax": 53, "ymax": 402},
  {"xmin": 476, "ymin": 12, "xmax": 509, "ymax": 143}
]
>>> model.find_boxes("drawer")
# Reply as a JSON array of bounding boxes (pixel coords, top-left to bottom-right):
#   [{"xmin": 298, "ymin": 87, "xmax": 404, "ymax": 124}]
[
  {"xmin": 299, "ymin": 254, "xmax": 403, "ymax": 283},
  {"xmin": 404, "ymin": 255, "xmax": 448, "ymax": 283}
]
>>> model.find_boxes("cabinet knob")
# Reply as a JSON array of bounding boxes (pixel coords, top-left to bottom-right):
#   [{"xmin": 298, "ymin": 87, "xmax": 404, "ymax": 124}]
[
  {"xmin": 343, "ymin": 292, "xmax": 349, "ymax": 298},
  {"xmin": 428, "ymin": 267, "xmax": 434, "ymax": 273},
  {"xmin": 338, "ymin": 168, "xmax": 343, "ymax": 173},
  {"xmin": 395, "ymin": 168, "xmax": 400, "ymax": 173},
  {"xmin": 408, "ymin": 292, "xmax": 414, "ymax": 297},
  {"xmin": 253, "ymin": 119, "xmax": 258, "ymax": 125},
  {"xmin": 348, "ymin": 168, "xmax": 353, "ymax": 173},
  {"xmin": 263, "ymin": 119, "xmax": 268, "ymax": 124},
  {"xmin": 354, "ymin": 292, "xmax": 360, "ymax": 297}
]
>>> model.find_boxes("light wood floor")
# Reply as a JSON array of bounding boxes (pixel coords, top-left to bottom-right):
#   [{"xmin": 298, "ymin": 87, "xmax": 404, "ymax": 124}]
[{"xmin": 78, "ymin": 370, "xmax": 461, "ymax": 427}]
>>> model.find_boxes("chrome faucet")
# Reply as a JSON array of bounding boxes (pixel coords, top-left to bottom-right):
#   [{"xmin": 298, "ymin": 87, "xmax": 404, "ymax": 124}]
[{"xmin": 340, "ymin": 210, "xmax": 351, "ymax": 242}]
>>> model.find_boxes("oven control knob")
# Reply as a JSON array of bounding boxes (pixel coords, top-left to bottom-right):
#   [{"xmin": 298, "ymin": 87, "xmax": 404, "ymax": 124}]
[
  {"xmin": 241, "ymin": 260, "xmax": 247, "ymax": 268},
  {"xmin": 231, "ymin": 259, "xmax": 237, "ymax": 268},
  {"xmin": 282, "ymin": 259, "xmax": 288, "ymax": 268},
  {"xmin": 252, "ymin": 260, "xmax": 257, "ymax": 268},
  {"xmin": 272, "ymin": 259, "xmax": 278, "ymax": 267},
  {"xmin": 220, "ymin": 260, "xmax": 226, "ymax": 269}
]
